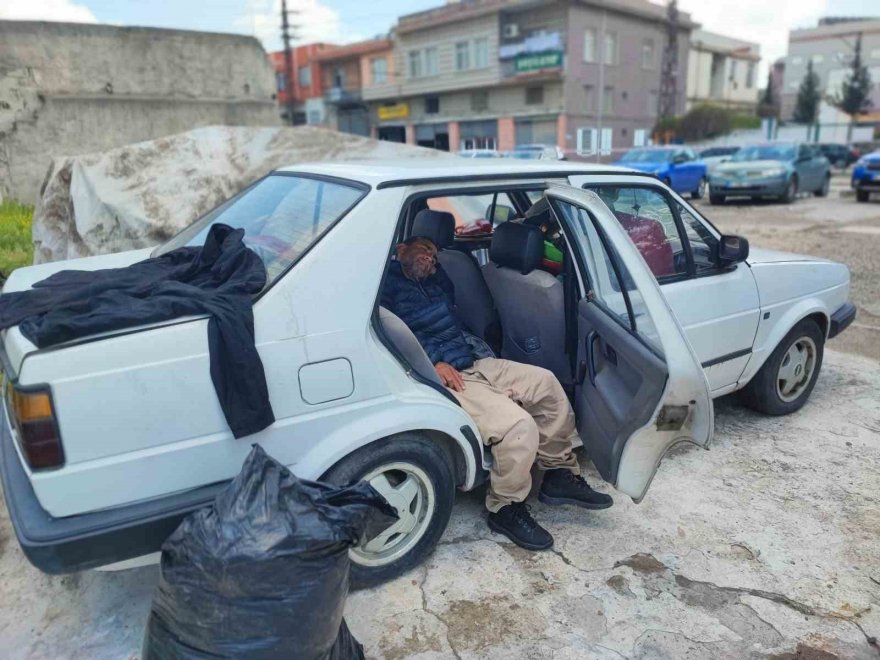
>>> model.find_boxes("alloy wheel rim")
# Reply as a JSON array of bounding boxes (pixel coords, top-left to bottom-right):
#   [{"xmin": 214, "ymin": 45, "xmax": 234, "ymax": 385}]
[
  {"xmin": 350, "ymin": 462, "xmax": 435, "ymax": 567},
  {"xmin": 776, "ymin": 336, "xmax": 817, "ymax": 402}
]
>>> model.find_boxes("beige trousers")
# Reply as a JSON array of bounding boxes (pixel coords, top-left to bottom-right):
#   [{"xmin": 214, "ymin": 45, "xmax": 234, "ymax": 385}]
[{"xmin": 451, "ymin": 358, "xmax": 580, "ymax": 512}]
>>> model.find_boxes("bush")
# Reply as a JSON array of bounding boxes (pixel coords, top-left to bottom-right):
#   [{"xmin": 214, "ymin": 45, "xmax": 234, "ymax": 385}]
[
  {"xmin": 678, "ymin": 104, "xmax": 731, "ymax": 142},
  {"xmin": 731, "ymin": 114, "xmax": 761, "ymax": 130},
  {"xmin": 0, "ymin": 201, "xmax": 34, "ymax": 277}
]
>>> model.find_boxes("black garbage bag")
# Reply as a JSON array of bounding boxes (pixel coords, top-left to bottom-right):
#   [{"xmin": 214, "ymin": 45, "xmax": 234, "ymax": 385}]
[{"xmin": 143, "ymin": 444, "xmax": 398, "ymax": 660}]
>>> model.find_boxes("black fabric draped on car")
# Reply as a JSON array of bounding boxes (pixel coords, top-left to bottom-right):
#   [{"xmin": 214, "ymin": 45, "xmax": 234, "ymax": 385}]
[{"xmin": 0, "ymin": 223, "xmax": 274, "ymax": 439}]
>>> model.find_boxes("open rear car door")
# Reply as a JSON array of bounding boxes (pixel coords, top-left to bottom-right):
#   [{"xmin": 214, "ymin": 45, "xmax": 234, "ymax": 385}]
[{"xmin": 545, "ymin": 184, "xmax": 713, "ymax": 502}]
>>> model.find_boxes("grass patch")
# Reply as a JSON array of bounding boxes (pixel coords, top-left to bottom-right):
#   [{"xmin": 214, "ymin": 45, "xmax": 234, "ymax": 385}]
[{"xmin": 0, "ymin": 200, "xmax": 34, "ymax": 277}]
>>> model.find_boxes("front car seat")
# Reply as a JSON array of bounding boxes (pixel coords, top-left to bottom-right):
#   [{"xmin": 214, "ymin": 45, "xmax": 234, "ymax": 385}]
[
  {"xmin": 481, "ymin": 222, "xmax": 570, "ymax": 385},
  {"xmin": 411, "ymin": 209, "xmax": 500, "ymax": 346}
]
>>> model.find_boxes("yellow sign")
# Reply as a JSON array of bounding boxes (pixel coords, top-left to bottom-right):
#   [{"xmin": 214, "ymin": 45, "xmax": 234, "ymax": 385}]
[{"xmin": 378, "ymin": 103, "xmax": 410, "ymax": 121}]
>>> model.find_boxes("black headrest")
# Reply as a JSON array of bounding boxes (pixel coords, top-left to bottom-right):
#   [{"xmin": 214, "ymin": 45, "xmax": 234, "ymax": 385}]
[
  {"xmin": 490, "ymin": 222, "xmax": 544, "ymax": 275},
  {"xmin": 411, "ymin": 209, "xmax": 455, "ymax": 249}
]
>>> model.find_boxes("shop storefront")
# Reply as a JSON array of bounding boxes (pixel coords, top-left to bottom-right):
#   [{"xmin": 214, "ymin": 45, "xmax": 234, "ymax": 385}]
[
  {"xmin": 459, "ymin": 119, "xmax": 498, "ymax": 151},
  {"xmin": 415, "ymin": 123, "xmax": 450, "ymax": 151},
  {"xmin": 514, "ymin": 117, "xmax": 557, "ymax": 146}
]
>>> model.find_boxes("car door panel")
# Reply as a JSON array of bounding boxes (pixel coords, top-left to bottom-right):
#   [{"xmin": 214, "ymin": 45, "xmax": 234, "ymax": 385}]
[
  {"xmin": 575, "ymin": 299, "xmax": 667, "ymax": 483},
  {"xmin": 546, "ymin": 184, "xmax": 713, "ymax": 502}
]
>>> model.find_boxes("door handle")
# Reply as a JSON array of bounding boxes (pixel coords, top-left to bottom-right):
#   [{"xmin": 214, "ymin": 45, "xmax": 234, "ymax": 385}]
[{"xmin": 585, "ymin": 331, "xmax": 599, "ymax": 387}]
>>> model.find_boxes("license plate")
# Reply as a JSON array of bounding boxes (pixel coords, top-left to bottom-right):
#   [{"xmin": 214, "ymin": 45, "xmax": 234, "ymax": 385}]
[{"xmin": 728, "ymin": 182, "xmax": 750, "ymax": 188}]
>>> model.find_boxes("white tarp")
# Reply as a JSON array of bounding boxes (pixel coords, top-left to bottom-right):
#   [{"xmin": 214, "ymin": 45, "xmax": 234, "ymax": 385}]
[{"xmin": 33, "ymin": 125, "xmax": 452, "ymax": 264}]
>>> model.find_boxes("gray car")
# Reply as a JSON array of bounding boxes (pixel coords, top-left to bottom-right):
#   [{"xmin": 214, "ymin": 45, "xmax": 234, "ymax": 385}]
[{"xmin": 708, "ymin": 143, "xmax": 831, "ymax": 204}]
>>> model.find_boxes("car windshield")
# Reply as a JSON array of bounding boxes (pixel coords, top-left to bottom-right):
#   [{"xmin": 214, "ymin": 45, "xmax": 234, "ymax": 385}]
[
  {"xmin": 731, "ymin": 145, "xmax": 795, "ymax": 162},
  {"xmin": 156, "ymin": 174, "xmax": 366, "ymax": 285},
  {"xmin": 619, "ymin": 149, "xmax": 673, "ymax": 163},
  {"xmin": 701, "ymin": 147, "xmax": 739, "ymax": 158}
]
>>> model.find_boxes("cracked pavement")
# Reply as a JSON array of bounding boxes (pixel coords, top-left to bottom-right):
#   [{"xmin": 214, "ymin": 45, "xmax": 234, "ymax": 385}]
[{"xmin": 0, "ymin": 352, "xmax": 877, "ymax": 658}]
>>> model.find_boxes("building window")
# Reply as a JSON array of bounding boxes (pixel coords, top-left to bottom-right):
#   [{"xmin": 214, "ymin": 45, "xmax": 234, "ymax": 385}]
[
  {"xmin": 425, "ymin": 96, "xmax": 440, "ymax": 114},
  {"xmin": 474, "ymin": 37, "xmax": 489, "ymax": 68},
  {"xmin": 408, "ymin": 50, "xmax": 422, "ymax": 78},
  {"xmin": 812, "ymin": 54, "xmax": 824, "ymax": 64},
  {"xmin": 604, "ymin": 32, "xmax": 617, "ymax": 65},
  {"xmin": 371, "ymin": 57, "xmax": 387, "ymax": 84},
  {"xmin": 633, "ymin": 128, "xmax": 648, "ymax": 147},
  {"xmin": 600, "ymin": 127, "xmax": 612, "ymax": 155},
  {"xmin": 333, "ymin": 67, "xmax": 344, "ymax": 88},
  {"xmin": 871, "ymin": 48, "xmax": 880, "ymax": 60},
  {"xmin": 790, "ymin": 55, "xmax": 802, "ymax": 65},
  {"xmin": 525, "ymin": 85, "xmax": 544, "ymax": 105},
  {"xmin": 471, "ymin": 90, "xmax": 489, "ymax": 111},
  {"xmin": 425, "ymin": 47, "xmax": 439, "ymax": 76},
  {"xmin": 648, "ymin": 90, "xmax": 658, "ymax": 115},
  {"xmin": 583, "ymin": 84, "xmax": 595, "ymax": 112},
  {"xmin": 298, "ymin": 65, "xmax": 311, "ymax": 88},
  {"xmin": 642, "ymin": 39, "xmax": 655, "ymax": 69},
  {"xmin": 602, "ymin": 86, "xmax": 614, "ymax": 114},
  {"xmin": 730, "ymin": 60, "xmax": 738, "ymax": 81},
  {"xmin": 275, "ymin": 71, "xmax": 287, "ymax": 92},
  {"xmin": 746, "ymin": 62, "xmax": 755, "ymax": 88},
  {"xmin": 583, "ymin": 28, "xmax": 596, "ymax": 62},
  {"xmin": 456, "ymin": 41, "xmax": 470, "ymax": 71}
]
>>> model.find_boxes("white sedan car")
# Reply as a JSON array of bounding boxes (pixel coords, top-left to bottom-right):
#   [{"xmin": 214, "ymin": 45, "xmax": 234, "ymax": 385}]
[{"xmin": 0, "ymin": 161, "xmax": 854, "ymax": 587}]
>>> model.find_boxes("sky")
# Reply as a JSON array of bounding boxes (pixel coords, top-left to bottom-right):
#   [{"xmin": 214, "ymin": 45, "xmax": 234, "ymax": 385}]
[{"xmin": 1, "ymin": 0, "xmax": 875, "ymax": 80}]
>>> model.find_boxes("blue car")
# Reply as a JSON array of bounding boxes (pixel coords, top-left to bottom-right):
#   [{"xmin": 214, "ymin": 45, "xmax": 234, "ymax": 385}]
[
  {"xmin": 851, "ymin": 151, "xmax": 880, "ymax": 202},
  {"xmin": 613, "ymin": 146, "xmax": 708, "ymax": 199}
]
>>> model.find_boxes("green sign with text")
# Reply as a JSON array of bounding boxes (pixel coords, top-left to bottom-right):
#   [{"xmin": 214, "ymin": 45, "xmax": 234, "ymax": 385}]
[{"xmin": 514, "ymin": 50, "xmax": 563, "ymax": 73}]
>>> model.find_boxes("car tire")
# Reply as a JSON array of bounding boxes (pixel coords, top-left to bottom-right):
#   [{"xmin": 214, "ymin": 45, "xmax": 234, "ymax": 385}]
[
  {"xmin": 779, "ymin": 176, "xmax": 798, "ymax": 203},
  {"xmin": 709, "ymin": 193, "xmax": 725, "ymax": 205},
  {"xmin": 856, "ymin": 189, "xmax": 870, "ymax": 203},
  {"xmin": 815, "ymin": 174, "xmax": 830, "ymax": 197},
  {"xmin": 739, "ymin": 318, "xmax": 824, "ymax": 416},
  {"xmin": 321, "ymin": 432, "xmax": 456, "ymax": 589},
  {"xmin": 691, "ymin": 177, "xmax": 707, "ymax": 200}
]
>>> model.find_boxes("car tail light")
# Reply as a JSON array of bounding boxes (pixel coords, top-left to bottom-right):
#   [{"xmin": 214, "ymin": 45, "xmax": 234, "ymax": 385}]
[{"xmin": 6, "ymin": 384, "xmax": 64, "ymax": 469}]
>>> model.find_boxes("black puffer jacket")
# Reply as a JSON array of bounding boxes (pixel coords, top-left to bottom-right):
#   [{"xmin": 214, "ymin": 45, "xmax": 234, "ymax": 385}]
[{"xmin": 381, "ymin": 261, "xmax": 474, "ymax": 370}]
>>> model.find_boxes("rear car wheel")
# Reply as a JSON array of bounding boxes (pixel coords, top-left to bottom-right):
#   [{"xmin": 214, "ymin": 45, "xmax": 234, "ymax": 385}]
[
  {"xmin": 709, "ymin": 193, "xmax": 725, "ymax": 205},
  {"xmin": 691, "ymin": 177, "xmax": 707, "ymax": 200},
  {"xmin": 856, "ymin": 189, "xmax": 870, "ymax": 203},
  {"xmin": 780, "ymin": 176, "xmax": 798, "ymax": 203},
  {"xmin": 739, "ymin": 318, "xmax": 824, "ymax": 415},
  {"xmin": 322, "ymin": 432, "xmax": 455, "ymax": 589},
  {"xmin": 815, "ymin": 174, "xmax": 830, "ymax": 197}
]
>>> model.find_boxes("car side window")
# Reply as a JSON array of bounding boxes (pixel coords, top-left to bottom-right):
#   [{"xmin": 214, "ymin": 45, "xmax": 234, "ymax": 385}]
[
  {"xmin": 798, "ymin": 144, "xmax": 810, "ymax": 160},
  {"xmin": 427, "ymin": 192, "xmax": 515, "ymax": 237},
  {"xmin": 676, "ymin": 203, "xmax": 718, "ymax": 273},
  {"xmin": 587, "ymin": 186, "xmax": 684, "ymax": 280}
]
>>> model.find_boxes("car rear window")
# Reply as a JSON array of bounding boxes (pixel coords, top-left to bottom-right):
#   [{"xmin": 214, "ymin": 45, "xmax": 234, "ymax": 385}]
[{"xmin": 157, "ymin": 174, "xmax": 366, "ymax": 285}]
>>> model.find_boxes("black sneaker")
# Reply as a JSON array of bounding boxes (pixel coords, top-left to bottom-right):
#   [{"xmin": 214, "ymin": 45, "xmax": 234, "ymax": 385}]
[
  {"xmin": 487, "ymin": 502, "xmax": 553, "ymax": 551},
  {"xmin": 539, "ymin": 469, "xmax": 614, "ymax": 509}
]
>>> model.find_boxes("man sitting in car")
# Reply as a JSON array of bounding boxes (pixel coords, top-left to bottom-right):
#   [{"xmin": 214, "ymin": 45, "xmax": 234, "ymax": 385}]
[{"xmin": 381, "ymin": 236, "xmax": 613, "ymax": 551}]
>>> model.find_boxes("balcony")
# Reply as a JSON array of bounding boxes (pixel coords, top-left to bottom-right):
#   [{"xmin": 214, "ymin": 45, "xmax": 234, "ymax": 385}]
[{"xmin": 325, "ymin": 87, "xmax": 362, "ymax": 105}]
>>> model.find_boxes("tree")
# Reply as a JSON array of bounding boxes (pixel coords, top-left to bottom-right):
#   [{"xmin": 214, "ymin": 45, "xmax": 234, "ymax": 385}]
[
  {"xmin": 793, "ymin": 60, "xmax": 821, "ymax": 124},
  {"xmin": 757, "ymin": 71, "xmax": 778, "ymax": 118},
  {"xmin": 830, "ymin": 33, "xmax": 873, "ymax": 141}
]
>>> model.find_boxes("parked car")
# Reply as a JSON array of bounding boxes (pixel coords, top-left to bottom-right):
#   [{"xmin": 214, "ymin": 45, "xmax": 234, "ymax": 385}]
[
  {"xmin": 0, "ymin": 161, "xmax": 854, "ymax": 587},
  {"xmin": 708, "ymin": 143, "xmax": 831, "ymax": 204},
  {"xmin": 817, "ymin": 143, "xmax": 859, "ymax": 169},
  {"xmin": 613, "ymin": 146, "xmax": 708, "ymax": 199},
  {"xmin": 851, "ymin": 150, "xmax": 880, "ymax": 202},
  {"xmin": 458, "ymin": 149, "xmax": 501, "ymax": 159},
  {"xmin": 504, "ymin": 144, "xmax": 566, "ymax": 160},
  {"xmin": 699, "ymin": 146, "xmax": 741, "ymax": 174}
]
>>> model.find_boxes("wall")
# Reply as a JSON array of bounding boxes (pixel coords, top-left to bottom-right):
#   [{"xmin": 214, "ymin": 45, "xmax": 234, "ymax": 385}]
[{"xmin": 0, "ymin": 21, "xmax": 279, "ymax": 203}]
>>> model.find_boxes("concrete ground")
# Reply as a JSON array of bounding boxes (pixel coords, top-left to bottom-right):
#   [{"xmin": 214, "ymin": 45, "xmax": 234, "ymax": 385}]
[{"xmin": 1, "ymin": 189, "xmax": 879, "ymax": 659}]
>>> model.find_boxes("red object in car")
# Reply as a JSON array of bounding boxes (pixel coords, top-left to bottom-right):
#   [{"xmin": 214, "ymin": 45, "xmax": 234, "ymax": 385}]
[
  {"xmin": 455, "ymin": 219, "xmax": 492, "ymax": 237},
  {"xmin": 613, "ymin": 212, "xmax": 675, "ymax": 277}
]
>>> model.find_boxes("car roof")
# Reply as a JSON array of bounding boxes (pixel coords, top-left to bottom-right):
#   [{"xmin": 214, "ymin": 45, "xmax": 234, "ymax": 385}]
[{"xmin": 274, "ymin": 158, "xmax": 637, "ymax": 187}]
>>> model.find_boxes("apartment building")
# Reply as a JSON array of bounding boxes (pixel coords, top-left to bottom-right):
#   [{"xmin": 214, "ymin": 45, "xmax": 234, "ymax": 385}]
[
  {"xmin": 268, "ymin": 43, "xmax": 335, "ymax": 124},
  {"xmin": 780, "ymin": 18, "xmax": 880, "ymax": 120},
  {"xmin": 686, "ymin": 29, "xmax": 760, "ymax": 111},
  {"xmin": 314, "ymin": 38, "xmax": 393, "ymax": 136},
  {"xmin": 363, "ymin": 0, "xmax": 694, "ymax": 155}
]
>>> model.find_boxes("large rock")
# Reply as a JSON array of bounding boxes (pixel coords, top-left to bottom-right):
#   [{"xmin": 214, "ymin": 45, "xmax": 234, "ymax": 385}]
[{"xmin": 32, "ymin": 125, "xmax": 451, "ymax": 264}]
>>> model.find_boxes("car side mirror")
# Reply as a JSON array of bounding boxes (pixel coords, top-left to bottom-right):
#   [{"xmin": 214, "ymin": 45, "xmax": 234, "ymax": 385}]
[
  {"xmin": 718, "ymin": 234, "xmax": 749, "ymax": 264},
  {"xmin": 488, "ymin": 204, "xmax": 515, "ymax": 223}
]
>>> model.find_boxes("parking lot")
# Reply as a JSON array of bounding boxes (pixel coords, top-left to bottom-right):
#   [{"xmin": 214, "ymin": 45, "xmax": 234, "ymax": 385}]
[{"xmin": 1, "ymin": 185, "xmax": 879, "ymax": 659}]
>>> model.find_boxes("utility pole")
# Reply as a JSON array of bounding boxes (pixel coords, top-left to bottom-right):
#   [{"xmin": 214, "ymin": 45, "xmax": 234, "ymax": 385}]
[
  {"xmin": 658, "ymin": 0, "xmax": 679, "ymax": 130},
  {"xmin": 281, "ymin": 0, "xmax": 299, "ymax": 126}
]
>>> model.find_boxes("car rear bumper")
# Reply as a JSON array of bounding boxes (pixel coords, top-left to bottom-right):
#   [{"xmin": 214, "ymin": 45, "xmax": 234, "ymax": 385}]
[
  {"xmin": 0, "ymin": 406, "xmax": 226, "ymax": 574},
  {"xmin": 828, "ymin": 302, "xmax": 857, "ymax": 339}
]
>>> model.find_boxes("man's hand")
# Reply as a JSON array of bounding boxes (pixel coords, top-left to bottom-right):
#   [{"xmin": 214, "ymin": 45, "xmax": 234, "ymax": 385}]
[{"xmin": 435, "ymin": 362, "xmax": 465, "ymax": 392}]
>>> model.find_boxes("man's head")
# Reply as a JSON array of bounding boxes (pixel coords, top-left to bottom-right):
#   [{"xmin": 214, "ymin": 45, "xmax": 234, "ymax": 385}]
[{"xmin": 396, "ymin": 236, "xmax": 438, "ymax": 281}]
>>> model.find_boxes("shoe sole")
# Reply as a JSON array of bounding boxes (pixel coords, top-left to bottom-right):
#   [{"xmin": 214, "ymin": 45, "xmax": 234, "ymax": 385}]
[
  {"xmin": 487, "ymin": 517, "xmax": 553, "ymax": 551},
  {"xmin": 538, "ymin": 492, "xmax": 614, "ymax": 509}
]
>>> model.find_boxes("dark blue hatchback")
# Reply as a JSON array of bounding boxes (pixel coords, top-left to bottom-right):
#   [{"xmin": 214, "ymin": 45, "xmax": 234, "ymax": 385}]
[{"xmin": 852, "ymin": 151, "xmax": 880, "ymax": 202}]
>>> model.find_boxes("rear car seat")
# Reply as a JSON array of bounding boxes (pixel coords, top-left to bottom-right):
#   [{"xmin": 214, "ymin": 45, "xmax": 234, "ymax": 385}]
[
  {"xmin": 411, "ymin": 209, "xmax": 500, "ymax": 346},
  {"xmin": 481, "ymin": 222, "xmax": 571, "ymax": 385}
]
